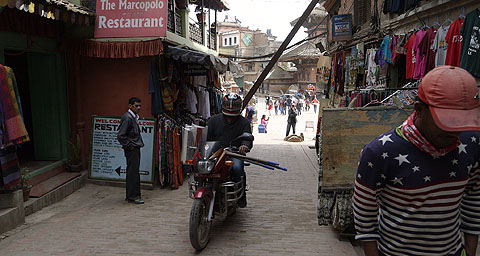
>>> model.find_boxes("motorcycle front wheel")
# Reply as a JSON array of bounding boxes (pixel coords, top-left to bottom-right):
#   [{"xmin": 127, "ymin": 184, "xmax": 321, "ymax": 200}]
[{"xmin": 189, "ymin": 196, "xmax": 212, "ymax": 251}]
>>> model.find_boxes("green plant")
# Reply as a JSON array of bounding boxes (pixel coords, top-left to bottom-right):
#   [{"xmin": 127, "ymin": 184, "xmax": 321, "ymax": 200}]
[
  {"xmin": 20, "ymin": 167, "xmax": 31, "ymax": 189},
  {"xmin": 67, "ymin": 133, "xmax": 81, "ymax": 165}
]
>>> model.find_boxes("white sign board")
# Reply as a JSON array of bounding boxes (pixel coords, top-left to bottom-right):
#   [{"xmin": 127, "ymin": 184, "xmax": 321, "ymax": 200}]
[{"xmin": 89, "ymin": 115, "xmax": 156, "ymax": 183}]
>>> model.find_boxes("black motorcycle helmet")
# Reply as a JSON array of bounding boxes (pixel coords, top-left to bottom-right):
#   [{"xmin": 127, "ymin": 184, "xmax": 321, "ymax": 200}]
[{"xmin": 222, "ymin": 93, "xmax": 243, "ymax": 116}]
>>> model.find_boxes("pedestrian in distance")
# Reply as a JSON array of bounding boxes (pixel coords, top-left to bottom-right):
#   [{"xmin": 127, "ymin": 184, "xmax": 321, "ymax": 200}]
[
  {"xmin": 268, "ymin": 100, "xmax": 273, "ymax": 116},
  {"xmin": 117, "ymin": 97, "xmax": 145, "ymax": 204},
  {"xmin": 260, "ymin": 115, "xmax": 269, "ymax": 133},
  {"xmin": 286, "ymin": 104, "xmax": 298, "ymax": 137},
  {"xmin": 296, "ymin": 100, "xmax": 302, "ymax": 116},
  {"xmin": 353, "ymin": 66, "xmax": 480, "ymax": 256},
  {"xmin": 312, "ymin": 96, "xmax": 319, "ymax": 113},
  {"xmin": 245, "ymin": 104, "xmax": 256, "ymax": 132},
  {"xmin": 274, "ymin": 99, "xmax": 279, "ymax": 115}
]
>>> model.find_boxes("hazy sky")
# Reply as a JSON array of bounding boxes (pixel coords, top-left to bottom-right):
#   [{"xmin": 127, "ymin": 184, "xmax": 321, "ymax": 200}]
[{"xmin": 218, "ymin": 0, "xmax": 314, "ymax": 45}]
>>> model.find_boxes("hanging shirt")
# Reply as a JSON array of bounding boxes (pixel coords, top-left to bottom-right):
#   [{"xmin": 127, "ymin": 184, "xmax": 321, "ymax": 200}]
[
  {"xmin": 379, "ymin": 35, "xmax": 393, "ymax": 64},
  {"xmin": 433, "ymin": 24, "xmax": 450, "ymax": 66},
  {"xmin": 413, "ymin": 29, "xmax": 427, "ymax": 79},
  {"xmin": 418, "ymin": 27, "xmax": 437, "ymax": 75},
  {"xmin": 405, "ymin": 32, "xmax": 417, "ymax": 79},
  {"xmin": 445, "ymin": 18, "xmax": 464, "ymax": 67},
  {"xmin": 366, "ymin": 48, "xmax": 378, "ymax": 86},
  {"xmin": 460, "ymin": 8, "xmax": 480, "ymax": 77},
  {"xmin": 197, "ymin": 89, "xmax": 210, "ymax": 119},
  {"xmin": 186, "ymin": 87, "xmax": 198, "ymax": 114}
]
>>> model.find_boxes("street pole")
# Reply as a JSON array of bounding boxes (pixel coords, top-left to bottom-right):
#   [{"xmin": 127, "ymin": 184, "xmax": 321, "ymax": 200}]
[{"xmin": 242, "ymin": 0, "xmax": 321, "ymax": 110}]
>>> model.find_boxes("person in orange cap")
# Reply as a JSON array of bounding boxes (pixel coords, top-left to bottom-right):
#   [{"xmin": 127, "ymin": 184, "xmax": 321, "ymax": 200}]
[{"xmin": 353, "ymin": 66, "xmax": 480, "ymax": 256}]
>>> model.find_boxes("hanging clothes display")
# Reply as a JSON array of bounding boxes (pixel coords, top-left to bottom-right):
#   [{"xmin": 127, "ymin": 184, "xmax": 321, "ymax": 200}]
[
  {"xmin": 445, "ymin": 17, "xmax": 464, "ymax": 67},
  {"xmin": 0, "ymin": 65, "xmax": 29, "ymax": 148},
  {"xmin": 419, "ymin": 26, "xmax": 437, "ymax": 75},
  {"xmin": 433, "ymin": 24, "xmax": 450, "ymax": 66},
  {"xmin": 405, "ymin": 32, "xmax": 417, "ymax": 80},
  {"xmin": 0, "ymin": 65, "xmax": 27, "ymax": 191},
  {"xmin": 460, "ymin": 8, "xmax": 480, "ymax": 77}
]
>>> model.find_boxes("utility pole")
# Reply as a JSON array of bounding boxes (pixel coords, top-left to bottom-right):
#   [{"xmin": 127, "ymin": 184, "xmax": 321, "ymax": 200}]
[{"xmin": 242, "ymin": 0, "xmax": 321, "ymax": 109}]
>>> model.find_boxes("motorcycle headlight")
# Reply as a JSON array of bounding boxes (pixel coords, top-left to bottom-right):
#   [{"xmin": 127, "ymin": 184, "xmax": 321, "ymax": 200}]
[{"xmin": 197, "ymin": 159, "xmax": 216, "ymax": 174}]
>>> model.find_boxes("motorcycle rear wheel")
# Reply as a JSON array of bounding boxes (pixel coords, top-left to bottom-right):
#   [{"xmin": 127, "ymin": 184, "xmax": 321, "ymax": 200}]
[{"xmin": 189, "ymin": 197, "xmax": 212, "ymax": 251}]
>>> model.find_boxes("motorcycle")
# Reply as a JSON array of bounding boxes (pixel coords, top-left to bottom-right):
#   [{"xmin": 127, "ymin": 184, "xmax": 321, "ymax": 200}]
[{"xmin": 186, "ymin": 133, "xmax": 254, "ymax": 251}]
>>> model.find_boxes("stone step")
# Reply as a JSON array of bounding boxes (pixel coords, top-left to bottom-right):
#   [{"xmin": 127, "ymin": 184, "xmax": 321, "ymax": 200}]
[
  {"xmin": 24, "ymin": 171, "xmax": 87, "ymax": 216},
  {"xmin": 0, "ymin": 207, "xmax": 21, "ymax": 235}
]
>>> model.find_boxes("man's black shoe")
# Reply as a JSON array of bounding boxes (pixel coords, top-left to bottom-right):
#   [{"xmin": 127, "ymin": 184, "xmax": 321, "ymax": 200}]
[{"xmin": 128, "ymin": 199, "xmax": 144, "ymax": 204}]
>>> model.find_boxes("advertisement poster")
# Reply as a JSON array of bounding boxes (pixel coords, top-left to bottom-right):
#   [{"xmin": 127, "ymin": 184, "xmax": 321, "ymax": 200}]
[
  {"xmin": 332, "ymin": 14, "xmax": 352, "ymax": 41},
  {"xmin": 94, "ymin": 0, "xmax": 167, "ymax": 38},
  {"xmin": 89, "ymin": 116, "xmax": 156, "ymax": 183}
]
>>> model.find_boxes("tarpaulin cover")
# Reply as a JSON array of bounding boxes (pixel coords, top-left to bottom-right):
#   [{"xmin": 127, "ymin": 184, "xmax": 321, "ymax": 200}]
[
  {"xmin": 71, "ymin": 39, "xmax": 164, "ymax": 59},
  {"xmin": 165, "ymin": 46, "xmax": 227, "ymax": 73}
]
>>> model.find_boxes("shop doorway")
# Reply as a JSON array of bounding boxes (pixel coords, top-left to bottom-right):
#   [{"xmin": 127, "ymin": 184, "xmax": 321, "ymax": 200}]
[{"xmin": 4, "ymin": 51, "xmax": 67, "ymax": 169}]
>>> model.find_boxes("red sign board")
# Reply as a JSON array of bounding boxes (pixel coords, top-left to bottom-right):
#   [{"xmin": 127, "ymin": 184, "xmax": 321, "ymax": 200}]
[{"xmin": 94, "ymin": 0, "xmax": 168, "ymax": 38}]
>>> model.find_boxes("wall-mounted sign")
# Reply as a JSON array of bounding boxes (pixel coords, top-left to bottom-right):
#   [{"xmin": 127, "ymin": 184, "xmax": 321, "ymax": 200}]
[
  {"xmin": 89, "ymin": 116, "xmax": 156, "ymax": 183},
  {"xmin": 94, "ymin": 0, "xmax": 167, "ymax": 38},
  {"xmin": 242, "ymin": 33, "xmax": 253, "ymax": 47},
  {"xmin": 332, "ymin": 14, "xmax": 352, "ymax": 41}
]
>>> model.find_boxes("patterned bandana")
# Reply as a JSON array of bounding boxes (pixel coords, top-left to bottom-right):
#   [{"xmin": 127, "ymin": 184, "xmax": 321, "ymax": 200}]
[{"xmin": 401, "ymin": 112, "xmax": 460, "ymax": 157}]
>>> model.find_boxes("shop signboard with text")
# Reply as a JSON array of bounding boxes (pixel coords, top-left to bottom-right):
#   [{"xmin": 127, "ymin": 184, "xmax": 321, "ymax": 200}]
[
  {"xmin": 89, "ymin": 116, "xmax": 156, "ymax": 183},
  {"xmin": 332, "ymin": 14, "xmax": 352, "ymax": 41},
  {"xmin": 94, "ymin": 0, "xmax": 167, "ymax": 38}
]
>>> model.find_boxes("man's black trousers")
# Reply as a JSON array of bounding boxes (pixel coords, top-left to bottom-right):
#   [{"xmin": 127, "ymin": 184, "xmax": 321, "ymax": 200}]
[
  {"xmin": 125, "ymin": 147, "xmax": 141, "ymax": 200},
  {"xmin": 286, "ymin": 122, "xmax": 296, "ymax": 137}
]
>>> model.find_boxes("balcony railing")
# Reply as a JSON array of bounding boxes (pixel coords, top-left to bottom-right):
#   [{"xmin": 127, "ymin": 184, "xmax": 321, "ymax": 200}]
[
  {"xmin": 189, "ymin": 22, "xmax": 203, "ymax": 45},
  {"xmin": 167, "ymin": 10, "xmax": 182, "ymax": 36},
  {"xmin": 207, "ymin": 32, "xmax": 216, "ymax": 50}
]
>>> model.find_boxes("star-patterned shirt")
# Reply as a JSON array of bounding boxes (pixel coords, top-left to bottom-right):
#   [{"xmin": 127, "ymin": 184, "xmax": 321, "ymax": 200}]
[{"xmin": 353, "ymin": 128, "xmax": 480, "ymax": 256}]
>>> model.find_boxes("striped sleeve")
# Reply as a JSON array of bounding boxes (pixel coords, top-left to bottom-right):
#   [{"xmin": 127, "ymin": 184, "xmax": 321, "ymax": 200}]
[
  {"xmin": 353, "ymin": 145, "xmax": 384, "ymax": 241},
  {"xmin": 461, "ymin": 159, "xmax": 480, "ymax": 235}
]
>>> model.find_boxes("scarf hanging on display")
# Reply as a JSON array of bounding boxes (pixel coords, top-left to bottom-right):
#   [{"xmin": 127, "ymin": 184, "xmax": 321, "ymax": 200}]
[
  {"xmin": 401, "ymin": 112, "xmax": 460, "ymax": 157},
  {"xmin": 0, "ymin": 65, "xmax": 29, "ymax": 148}
]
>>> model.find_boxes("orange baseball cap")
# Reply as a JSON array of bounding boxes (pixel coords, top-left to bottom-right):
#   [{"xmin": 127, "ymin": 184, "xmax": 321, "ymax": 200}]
[{"xmin": 418, "ymin": 66, "xmax": 480, "ymax": 132}]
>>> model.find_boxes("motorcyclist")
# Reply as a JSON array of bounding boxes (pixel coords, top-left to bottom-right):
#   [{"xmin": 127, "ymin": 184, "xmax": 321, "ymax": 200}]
[{"xmin": 206, "ymin": 93, "xmax": 252, "ymax": 208}]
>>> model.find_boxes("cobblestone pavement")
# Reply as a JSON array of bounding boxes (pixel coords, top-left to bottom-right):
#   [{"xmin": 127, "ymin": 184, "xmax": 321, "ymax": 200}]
[{"xmin": 0, "ymin": 100, "xmax": 361, "ymax": 256}]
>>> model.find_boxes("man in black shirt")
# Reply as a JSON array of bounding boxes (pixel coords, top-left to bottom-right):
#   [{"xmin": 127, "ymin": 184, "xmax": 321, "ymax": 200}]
[
  {"xmin": 207, "ymin": 93, "xmax": 252, "ymax": 207},
  {"xmin": 286, "ymin": 104, "xmax": 298, "ymax": 137},
  {"xmin": 117, "ymin": 97, "xmax": 145, "ymax": 204}
]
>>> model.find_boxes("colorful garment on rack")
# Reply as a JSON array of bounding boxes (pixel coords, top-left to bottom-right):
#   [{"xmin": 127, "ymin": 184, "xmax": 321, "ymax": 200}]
[
  {"xmin": 0, "ymin": 149, "xmax": 21, "ymax": 190},
  {"xmin": 433, "ymin": 24, "xmax": 450, "ymax": 66},
  {"xmin": 0, "ymin": 65, "xmax": 29, "ymax": 148},
  {"xmin": 149, "ymin": 60, "xmax": 166, "ymax": 115},
  {"xmin": 413, "ymin": 29, "xmax": 427, "ymax": 79},
  {"xmin": 460, "ymin": 8, "xmax": 480, "ymax": 77},
  {"xmin": 445, "ymin": 17, "xmax": 464, "ymax": 67},
  {"xmin": 419, "ymin": 27, "xmax": 437, "ymax": 75},
  {"xmin": 405, "ymin": 32, "xmax": 417, "ymax": 79}
]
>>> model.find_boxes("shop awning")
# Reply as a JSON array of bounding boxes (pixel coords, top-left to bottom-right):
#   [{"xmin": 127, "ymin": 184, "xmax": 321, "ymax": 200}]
[
  {"xmin": 165, "ymin": 46, "xmax": 227, "ymax": 73},
  {"xmin": 68, "ymin": 38, "xmax": 164, "ymax": 59}
]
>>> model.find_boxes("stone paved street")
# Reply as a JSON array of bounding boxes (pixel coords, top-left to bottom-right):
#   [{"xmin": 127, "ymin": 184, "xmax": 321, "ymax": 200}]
[{"xmin": 0, "ymin": 98, "xmax": 361, "ymax": 256}]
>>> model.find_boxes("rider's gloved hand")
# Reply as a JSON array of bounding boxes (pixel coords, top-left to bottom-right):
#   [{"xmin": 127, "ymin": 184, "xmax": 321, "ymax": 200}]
[{"xmin": 239, "ymin": 145, "xmax": 249, "ymax": 154}]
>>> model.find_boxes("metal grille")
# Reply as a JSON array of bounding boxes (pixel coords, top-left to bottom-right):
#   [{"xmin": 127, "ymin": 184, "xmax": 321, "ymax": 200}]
[{"xmin": 189, "ymin": 22, "xmax": 203, "ymax": 45}]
